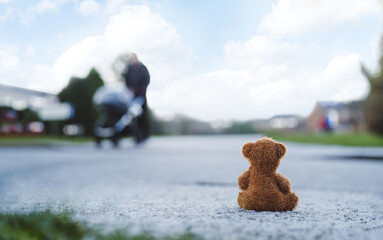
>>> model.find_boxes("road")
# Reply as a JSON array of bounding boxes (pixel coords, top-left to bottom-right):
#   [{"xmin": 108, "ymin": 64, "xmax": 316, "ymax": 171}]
[{"xmin": 0, "ymin": 134, "xmax": 382, "ymax": 239}]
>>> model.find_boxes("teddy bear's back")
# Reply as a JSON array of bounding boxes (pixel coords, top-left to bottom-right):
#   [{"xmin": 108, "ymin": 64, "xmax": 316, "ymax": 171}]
[
  {"xmin": 248, "ymin": 170, "xmax": 280, "ymax": 195},
  {"xmin": 239, "ymin": 170, "xmax": 292, "ymax": 211},
  {"xmin": 238, "ymin": 138, "xmax": 299, "ymax": 211}
]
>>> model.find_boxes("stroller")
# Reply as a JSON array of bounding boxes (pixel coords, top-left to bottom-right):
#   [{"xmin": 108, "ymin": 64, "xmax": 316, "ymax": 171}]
[{"xmin": 93, "ymin": 83, "xmax": 145, "ymax": 147}]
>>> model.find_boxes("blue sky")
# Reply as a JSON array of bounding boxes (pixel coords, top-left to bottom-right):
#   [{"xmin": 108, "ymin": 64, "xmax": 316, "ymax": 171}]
[
  {"xmin": 0, "ymin": 0, "xmax": 382, "ymax": 120},
  {"xmin": 1, "ymin": 0, "xmax": 273, "ymax": 66}
]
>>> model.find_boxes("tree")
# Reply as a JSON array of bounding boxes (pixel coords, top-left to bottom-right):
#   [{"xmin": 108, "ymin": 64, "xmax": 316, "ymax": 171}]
[
  {"xmin": 361, "ymin": 37, "xmax": 383, "ymax": 135},
  {"xmin": 58, "ymin": 68, "xmax": 104, "ymax": 136}
]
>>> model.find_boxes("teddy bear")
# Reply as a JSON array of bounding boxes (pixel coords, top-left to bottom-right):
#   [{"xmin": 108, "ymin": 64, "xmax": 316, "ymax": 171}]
[{"xmin": 237, "ymin": 137, "xmax": 299, "ymax": 211}]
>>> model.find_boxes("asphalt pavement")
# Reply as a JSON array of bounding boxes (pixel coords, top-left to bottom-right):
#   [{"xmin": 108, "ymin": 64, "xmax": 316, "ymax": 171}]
[{"xmin": 0, "ymin": 134, "xmax": 382, "ymax": 239}]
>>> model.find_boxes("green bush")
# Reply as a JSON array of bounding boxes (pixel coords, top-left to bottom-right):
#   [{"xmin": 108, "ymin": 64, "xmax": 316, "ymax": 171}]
[{"xmin": 0, "ymin": 211, "xmax": 201, "ymax": 240}]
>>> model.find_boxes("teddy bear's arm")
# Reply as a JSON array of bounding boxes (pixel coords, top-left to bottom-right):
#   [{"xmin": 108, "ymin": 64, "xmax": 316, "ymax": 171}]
[
  {"xmin": 275, "ymin": 173, "xmax": 291, "ymax": 193},
  {"xmin": 238, "ymin": 170, "xmax": 250, "ymax": 190}
]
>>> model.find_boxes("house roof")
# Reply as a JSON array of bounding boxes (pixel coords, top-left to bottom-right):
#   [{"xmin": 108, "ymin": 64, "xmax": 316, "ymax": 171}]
[
  {"xmin": 317, "ymin": 100, "xmax": 364, "ymax": 111},
  {"xmin": 0, "ymin": 84, "xmax": 57, "ymax": 110},
  {"xmin": 0, "ymin": 84, "xmax": 55, "ymax": 97},
  {"xmin": 270, "ymin": 114, "xmax": 303, "ymax": 120}
]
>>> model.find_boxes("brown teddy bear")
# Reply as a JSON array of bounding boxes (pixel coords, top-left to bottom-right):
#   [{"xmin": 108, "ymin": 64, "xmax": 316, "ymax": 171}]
[{"xmin": 237, "ymin": 137, "xmax": 299, "ymax": 211}]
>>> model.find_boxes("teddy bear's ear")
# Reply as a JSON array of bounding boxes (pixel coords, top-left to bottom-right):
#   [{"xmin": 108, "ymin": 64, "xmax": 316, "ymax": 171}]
[
  {"xmin": 242, "ymin": 142, "xmax": 253, "ymax": 158},
  {"xmin": 276, "ymin": 143, "xmax": 287, "ymax": 159}
]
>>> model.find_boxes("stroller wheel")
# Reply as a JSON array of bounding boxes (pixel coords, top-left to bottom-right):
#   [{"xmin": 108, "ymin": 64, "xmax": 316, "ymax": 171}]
[
  {"xmin": 111, "ymin": 135, "xmax": 120, "ymax": 148},
  {"xmin": 134, "ymin": 133, "xmax": 148, "ymax": 145},
  {"xmin": 94, "ymin": 137, "xmax": 102, "ymax": 148},
  {"xmin": 133, "ymin": 134, "xmax": 141, "ymax": 144}
]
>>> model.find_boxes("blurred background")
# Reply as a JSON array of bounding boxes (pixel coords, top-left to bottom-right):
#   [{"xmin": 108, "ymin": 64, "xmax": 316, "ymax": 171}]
[
  {"xmin": 0, "ymin": 0, "xmax": 382, "ymax": 144},
  {"xmin": 1, "ymin": 2, "xmax": 383, "ymax": 239}
]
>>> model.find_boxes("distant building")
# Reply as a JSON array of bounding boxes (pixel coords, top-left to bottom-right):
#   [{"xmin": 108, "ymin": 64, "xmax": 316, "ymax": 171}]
[
  {"xmin": 306, "ymin": 101, "xmax": 366, "ymax": 133},
  {"xmin": 269, "ymin": 115, "xmax": 305, "ymax": 131},
  {"xmin": 0, "ymin": 84, "xmax": 57, "ymax": 134},
  {"xmin": 0, "ymin": 84, "xmax": 57, "ymax": 111},
  {"xmin": 252, "ymin": 114, "xmax": 305, "ymax": 132}
]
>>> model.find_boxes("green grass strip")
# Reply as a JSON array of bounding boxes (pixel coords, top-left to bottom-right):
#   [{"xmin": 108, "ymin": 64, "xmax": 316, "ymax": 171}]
[
  {"xmin": 0, "ymin": 211, "xmax": 201, "ymax": 240},
  {"xmin": 266, "ymin": 132, "xmax": 383, "ymax": 147},
  {"xmin": 0, "ymin": 136, "xmax": 91, "ymax": 147}
]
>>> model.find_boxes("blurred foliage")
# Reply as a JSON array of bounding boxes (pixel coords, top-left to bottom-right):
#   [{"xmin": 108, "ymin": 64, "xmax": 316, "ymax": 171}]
[
  {"xmin": 19, "ymin": 108, "xmax": 40, "ymax": 125},
  {"xmin": 224, "ymin": 121, "xmax": 257, "ymax": 134},
  {"xmin": 149, "ymin": 114, "xmax": 214, "ymax": 135},
  {"xmin": 58, "ymin": 68, "xmax": 104, "ymax": 136},
  {"xmin": 361, "ymin": 36, "xmax": 383, "ymax": 135},
  {"xmin": 0, "ymin": 136, "xmax": 91, "ymax": 147},
  {"xmin": 148, "ymin": 108, "xmax": 166, "ymax": 135},
  {"xmin": 149, "ymin": 113, "xmax": 258, "ymax": 136},
  {"xmin": 267, "ymin": 132, "xmax": 383, "ymax": 147},
  {"xmin": 0, "ymin": 211, "xmax": 202, "ymax": 240}
]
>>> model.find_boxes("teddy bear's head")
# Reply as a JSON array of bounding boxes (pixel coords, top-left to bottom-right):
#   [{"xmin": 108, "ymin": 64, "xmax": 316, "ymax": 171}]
[{"xmin": 242, "ymin": 137, "xmax": 287, "ymax": 173}]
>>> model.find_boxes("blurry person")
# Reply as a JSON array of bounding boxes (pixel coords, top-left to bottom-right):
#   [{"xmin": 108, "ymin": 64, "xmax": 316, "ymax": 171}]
[{"xmin": 122, "ymin": 53, "xmax": 150, "ymax": 143}]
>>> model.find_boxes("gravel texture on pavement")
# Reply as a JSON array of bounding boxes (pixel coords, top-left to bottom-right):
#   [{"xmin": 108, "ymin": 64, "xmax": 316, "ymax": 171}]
[{"xmin": 0, "ymin": 135, "xmax": 382, "ymax": 239}]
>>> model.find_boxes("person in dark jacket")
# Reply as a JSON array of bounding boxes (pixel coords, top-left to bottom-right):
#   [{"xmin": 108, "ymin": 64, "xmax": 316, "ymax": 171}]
[{"xmin": 122, "ymin": 53, "xmax": 150, "ymax": 143}]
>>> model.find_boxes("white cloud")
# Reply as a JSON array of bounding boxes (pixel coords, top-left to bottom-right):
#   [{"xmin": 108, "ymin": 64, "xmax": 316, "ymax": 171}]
[
  {"xmin": 0, "ymin": 46, "xmax": 19, "ymax": 69},
  {"xmin": 0, "ymin": 8, "xmax": 13, "ymax": 22},
  {"xmin": 53, "ymin": 5, "xmax": 190, "ymax": 92},
  {"xmin": 35, "ymin": 0, "xmax": 59, "ymax": 13},
  {"xmin": 150, "ymin": 36, "xmax": 367, "ymax": 120},
  {"xmin": 224, "ymin": 35, "xmax": 309, "ymax": 69},
  {"xmin": 151, "ymin": 37, "xmax": 368, "ymax": 120},
  {"xmin": 217, "ymin": 36, "xmax": 368, "ymax": 119},
  {"xmin": 0, "ymin": 45, "xmax": 55, "ymax": 92},
  {"xmin": 2, "ymin": 0, "xmax": 75, "ymax": 24},
  {"xmin": 2, "ymin": 17, "xmax": 368, "ymax": 120},
  {"xmin": 322, "ymin": 55, "xmax": 367, "ymax": 101},
  {"xmin": 103, "ymin": 0, "xmax": 129, "ymax": 15},
  {"xmin": 0, "ymin": 3, "xmax": 373, "ymax": 120},
  {"xmin": 259, "ymin": 0, "xmax": 381, "ymax": 35},
  {"xmin": 76, "ymin": 0, "xmax": 101, "ymax": 16},
  {"xmin": 149, "ymin": 69, "xmax": 255, "ymax": 120},
  {"xmin": 33, "ymin": 0, "xmax": 75, "ymax": 15},
  {"xmin": 25, "ymin": 45, "xmax": 36, "ymax": 58},
  {"xmin": 0, "ymin": 0, "xmax": 11, "ymax": 3},
  {"xmin": 1, "ymin": 4, "xmax": 190, "ymax": 94}
]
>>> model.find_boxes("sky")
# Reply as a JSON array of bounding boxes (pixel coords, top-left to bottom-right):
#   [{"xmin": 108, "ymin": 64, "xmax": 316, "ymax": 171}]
[{"xmin": 0, "ymin": 0, "xmax": 382, "ymax": 121}]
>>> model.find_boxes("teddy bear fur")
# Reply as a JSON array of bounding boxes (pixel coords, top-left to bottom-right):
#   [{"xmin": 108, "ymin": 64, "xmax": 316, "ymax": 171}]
[{"xmin": 237, "ymin": 137, "xmax": 299, "ymax": 211}]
